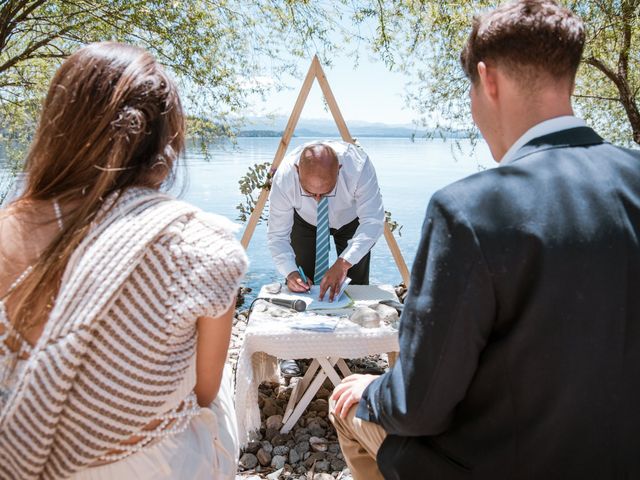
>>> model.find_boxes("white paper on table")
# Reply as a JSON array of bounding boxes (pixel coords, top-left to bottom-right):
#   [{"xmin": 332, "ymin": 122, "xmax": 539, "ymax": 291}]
[
  {"xmin": 290, "ymin": 284, "xmax": 353, "ymax": 310},
  {"xmin": 288, "ymin": 313, "xmax": 340, "ymax": 332}
]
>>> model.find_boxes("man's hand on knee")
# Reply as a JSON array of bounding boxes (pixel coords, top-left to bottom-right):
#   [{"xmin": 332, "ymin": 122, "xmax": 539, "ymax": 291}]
[{"xmin": 330, "ymin": 374, "xmax": 378, "ymax": 419}]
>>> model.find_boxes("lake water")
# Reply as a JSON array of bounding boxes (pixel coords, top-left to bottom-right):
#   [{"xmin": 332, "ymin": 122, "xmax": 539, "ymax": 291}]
[
  {"xmin": 171, "ymin": 137, "xmax": 494, "ymax": 299},
  {"xmin": 1, "ymin": 137, "xmax": 494, "ymax": 301}
]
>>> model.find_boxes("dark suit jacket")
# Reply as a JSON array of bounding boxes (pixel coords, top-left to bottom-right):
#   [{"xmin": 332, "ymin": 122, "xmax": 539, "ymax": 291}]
[{"xmin": 358, "ymin": 127, "xmax": 640, "ymax": 479}]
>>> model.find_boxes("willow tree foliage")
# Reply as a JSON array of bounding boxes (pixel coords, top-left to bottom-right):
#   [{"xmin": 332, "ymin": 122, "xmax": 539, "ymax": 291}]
[
  {"xmin": 0, "ymin": 0, "xmax": 348, "ymax": 200},
  {"xmin": 357, "ymin": 0, "xmax": 640, "ymax": 146}
]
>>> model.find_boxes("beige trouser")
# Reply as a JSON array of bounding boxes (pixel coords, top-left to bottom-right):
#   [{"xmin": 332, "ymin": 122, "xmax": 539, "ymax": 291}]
[{"xmin": 329, "ymin": 399, "xmax": 387, "ymax": 480}]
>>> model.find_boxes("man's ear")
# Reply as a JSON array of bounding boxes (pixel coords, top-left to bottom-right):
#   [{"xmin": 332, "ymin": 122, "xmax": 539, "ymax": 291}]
[{"xmin": 477, "ymin": 61, "xmax": 499, "ymax": 102}]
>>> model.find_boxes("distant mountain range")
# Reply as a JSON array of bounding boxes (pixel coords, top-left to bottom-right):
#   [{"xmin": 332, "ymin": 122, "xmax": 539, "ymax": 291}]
[{"xmin": 238, "ymin": 116, "xmax": 468, "ymax": 139}]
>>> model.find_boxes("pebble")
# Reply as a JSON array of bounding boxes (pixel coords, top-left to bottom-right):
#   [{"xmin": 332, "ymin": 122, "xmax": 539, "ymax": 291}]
[
  {"xmin": 239, "ymin": 453, "xmax": 258, "ymax": 470},
  {"xmin": 314, "ymin": 474, "xmax": 334, "ymax": 480},
  {"xmin": 295, "ymin": 441, "xmax": 310, "ymax": 455},
  {"xmin": 309, "ymin": 436, "xmax": 328, "ymax": 452},
  {"xmin": 272, "ymin": 445, "xmax": 289, "ymax": 456},
  {"xmin": 262, "ymin": 397, "xmax": 280, "ymax": 417},
  {"xmin": 244, "ymin": 440, "xmax": 261, "ymax": 454},
  {"xmin": 309, "ymin": 398, "xmax": 328, "ymax": 412},
  {"xmin": 265, "ymin": 414, "xmax": 283, "ymax": 430},
  {"xmin": 256, "ymin": 448, "xmax": 271, "ymax": 466},
  {"xmin": 349, "ymin": 306, "xmax": 381, "ymax": 328},
  {"xmin": 271, "ymin": 454, "xmax": 287, "ymax": 470},
  {"xmin": 289, "ymin": 448, "xmax": 300, "ymax": 464},
  {"xmin": 315, "ymin": 459, "xmax": 331, "ymax": 472}
]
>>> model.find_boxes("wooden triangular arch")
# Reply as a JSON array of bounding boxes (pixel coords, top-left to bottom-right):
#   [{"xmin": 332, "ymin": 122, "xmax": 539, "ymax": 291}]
[{"xmin": 240, "ymin": 55, "xmax": 411, "ymax": 286}]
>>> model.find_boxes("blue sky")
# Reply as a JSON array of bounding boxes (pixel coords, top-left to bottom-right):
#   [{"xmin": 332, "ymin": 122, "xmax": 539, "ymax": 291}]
[{"xmin": 247, "ymin": 46, "xmax": 417, "ymax": 126}]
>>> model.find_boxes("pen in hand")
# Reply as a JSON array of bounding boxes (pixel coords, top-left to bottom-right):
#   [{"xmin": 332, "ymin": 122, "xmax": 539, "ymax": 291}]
[{"xmin": 296, "ymin": 266, "xmax": 311, "ymax": 291}]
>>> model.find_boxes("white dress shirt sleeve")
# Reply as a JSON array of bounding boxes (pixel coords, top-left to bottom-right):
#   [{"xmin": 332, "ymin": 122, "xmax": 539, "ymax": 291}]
[
  {"xmin": 267, "ymin": 174, "xmax": 299, "ymax": 278},
  {"xmin": 339, "ymin": 157, "xmax": 385, "ymax": 266}
]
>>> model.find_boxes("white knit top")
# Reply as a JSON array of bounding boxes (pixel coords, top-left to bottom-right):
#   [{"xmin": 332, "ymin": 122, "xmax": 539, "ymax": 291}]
[{"xmin": 0, "ymin": 188, "xmax": 248, "ymax": 479}]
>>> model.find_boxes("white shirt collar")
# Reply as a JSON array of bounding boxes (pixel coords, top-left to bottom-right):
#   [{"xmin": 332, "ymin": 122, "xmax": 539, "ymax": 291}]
[{"xmin": 500, "ymin": 115, "xmax": 587, "ymax": 166}]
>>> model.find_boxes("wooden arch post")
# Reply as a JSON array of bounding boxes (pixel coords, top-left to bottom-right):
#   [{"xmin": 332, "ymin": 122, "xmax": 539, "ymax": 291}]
[{"xmin": 240, "ymin": 55, "xmax": 411, "ymax": 286}]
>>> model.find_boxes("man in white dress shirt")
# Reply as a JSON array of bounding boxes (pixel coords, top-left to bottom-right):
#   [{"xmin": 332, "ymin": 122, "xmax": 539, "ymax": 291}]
[{"xmin": 268, "ymin": 140, "xmax": 385, "ymax": 301}]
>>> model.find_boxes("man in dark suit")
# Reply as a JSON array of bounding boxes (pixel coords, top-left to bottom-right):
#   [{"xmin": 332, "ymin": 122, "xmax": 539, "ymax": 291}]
[{"xmin": 329, "ymin": 1, "xmax": 640, "ymax": 479}]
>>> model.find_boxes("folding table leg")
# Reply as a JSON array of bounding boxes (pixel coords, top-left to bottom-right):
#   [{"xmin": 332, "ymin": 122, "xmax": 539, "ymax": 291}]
[
  {"xmin": 280, "ymin": 369, "xmax": 328, "ymax": 434},
  {"xmin": 336, "ymin": 358, "xmax": 351, "ymax": 377},
  {"xmin": 317, "ymin": 357, "xmax": 342, "ymax": 386},
  {"xmin": 282, "ymin": 359, "xmax": 320, "ymax": 424}
]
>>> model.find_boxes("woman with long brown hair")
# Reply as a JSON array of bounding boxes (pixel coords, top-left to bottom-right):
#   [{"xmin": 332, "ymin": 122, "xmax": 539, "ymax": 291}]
[{"xmin": 0, "ymin": 42, "xmax": 247, "ymax": 479}]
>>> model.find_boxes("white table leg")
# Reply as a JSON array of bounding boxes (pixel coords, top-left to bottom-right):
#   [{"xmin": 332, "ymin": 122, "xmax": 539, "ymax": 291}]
[
  {"xmin": 282, "ymin": 359, "xmax": 320, "ymax": 424},
  {"xmin": 336, "ymin": 358, "xmax": 351, "ymax": 377},
  {"xmin": 280, "ymin": 369, "xmax": 328, "ymax": 434},
  {"xmin": 317, "ymin": 357, "xmax": 342, "ymax": 386}
]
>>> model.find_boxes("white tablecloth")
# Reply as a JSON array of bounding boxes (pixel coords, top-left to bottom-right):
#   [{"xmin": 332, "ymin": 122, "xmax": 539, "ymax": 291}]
[{"xmin": 235, "ymin": 285, "xmax": 400, "ymax": 446}]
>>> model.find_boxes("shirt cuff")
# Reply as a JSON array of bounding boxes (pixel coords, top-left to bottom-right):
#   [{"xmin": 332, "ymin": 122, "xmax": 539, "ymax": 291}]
[
  {"xmin": 339, "ymin": 247, "xmax": 363, "ymax": 267},
  {"xmin": 279, "ymin": 259, "xmax": 299, "ymax": 278}
]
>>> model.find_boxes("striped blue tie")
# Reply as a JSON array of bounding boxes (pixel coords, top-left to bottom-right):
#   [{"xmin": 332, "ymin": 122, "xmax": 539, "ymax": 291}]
[{"xmin": 314, "ymin": 196, "xmax": 330, "ymax": 284}]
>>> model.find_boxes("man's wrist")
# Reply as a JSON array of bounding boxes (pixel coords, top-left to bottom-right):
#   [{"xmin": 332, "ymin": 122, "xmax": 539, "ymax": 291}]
[{"xmin": 336, "ymin": 257, "xmax": 352, "ymax": 272}]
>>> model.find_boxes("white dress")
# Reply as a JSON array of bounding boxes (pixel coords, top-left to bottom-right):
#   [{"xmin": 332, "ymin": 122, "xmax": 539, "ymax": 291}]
[
  {"xmin": 0, "ymin": 197, "xmax": 242, "ymax": 479},
  {"xmin": 0, "ymin": 347, "xmax": 238, "ymax": 480}
]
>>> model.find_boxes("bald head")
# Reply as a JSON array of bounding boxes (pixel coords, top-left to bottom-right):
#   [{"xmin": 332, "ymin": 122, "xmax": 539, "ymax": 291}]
[{"xmin": 297, "ymin": 144, "xmax": 340, "ymax": 201}]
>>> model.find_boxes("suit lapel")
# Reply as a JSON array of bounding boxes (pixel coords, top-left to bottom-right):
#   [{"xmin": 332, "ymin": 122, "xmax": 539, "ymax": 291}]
[{"xmin": 510, "ymin": 127, "xmax": 605, "ymax": 163}]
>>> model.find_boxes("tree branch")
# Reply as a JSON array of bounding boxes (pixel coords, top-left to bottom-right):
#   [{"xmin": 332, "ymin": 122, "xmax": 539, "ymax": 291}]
[
  {"xmin": 618, "ymin": 0, "xmax": 633, "ymax": 81},
  {"xmin": 573, "ymin": 94, "xmax": 621, "ymax": 102},
  {"xmin": 0, "ymin": 24, "xmax": 74, "ymax": 74}
]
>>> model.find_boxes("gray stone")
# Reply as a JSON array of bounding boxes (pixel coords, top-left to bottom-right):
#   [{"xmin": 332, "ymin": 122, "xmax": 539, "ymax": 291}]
[
  {"xmin": 315, "ymin": 459, "xmax": 331, "ymax": 472},
  {"xmin": 295, "ymin": 441, "xmax": 310, "ymax": 455},
  {"xmin": 263, "ymin": 397, "xmax": 280, "ymax": 417},
  {"xmin": 289, "ymin": 448, "xmax": 300, "ymax": 465},
  {"xmin": 328, "ymin": 443, "xmax": 341, "ymax": 454},
  {"xmin": 244, "ymin": 440, "xmax": 261, "ymax": 454},
  {"xmin": 260, "ymin": 441, "xmax": 273, "ymax": 453},
  {"xmin": 316, "ymin": 387, "xmax": 332, "ymax": 399},
  {"xmin": 239, "ymin": 452, "xmax": 258, "ymax": 470},
  {"xmin": 266, "ymin": 414, "xmax": 283, "ymax": 430},
  {"xmin": 349, "ymin": 306, "xmax": 381, "ymax": 328},
  {"xmin": 257, "ymin": 447, "xmax": 272, "ymax": 466},
  {"xmin": 309, "ymin": 436, "xmax": 328, "ymax": 452},
  {"xmin": 314, "ymin": 473, "xmax": 334, "ymax": 480},
  {"xmin": 304, "ymin": 452, "xmax": 327, "ymax": 468},
  {"xmin": 330, "ymin": 458, "xmax": 347, "ymax": 470},
  {"xmin": 309, "ymin": 398, "xmax": 328, "ymax": 412},
  {"xmin": 271, "ymin": 454, "xmax": 287, "ymax": 470},
  {"xmin": 271, "ymin": 433, "xmax": 291, "ymax": 446},
  {"xmin": 307, "ymin": 421, "xmax": 326, "ymax": 437},
  {"xmin": 264, "ymin": 282, "xmax": 282, "ymax": 294},
  {"xmin": 372, "ymin": 302, "xmax": 400, "ymax": 325},
  {"xmin": 295, "ymin": 432, "xmax": 311, "ymax": 443},
  {"xmin": 273, "ymin": 445, "xmax": 290, "ymax": 456}
]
